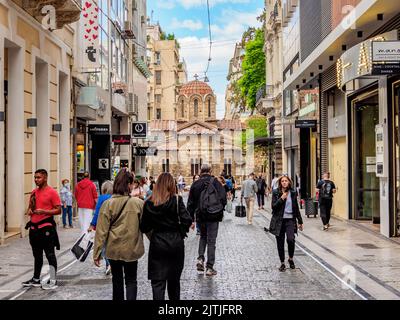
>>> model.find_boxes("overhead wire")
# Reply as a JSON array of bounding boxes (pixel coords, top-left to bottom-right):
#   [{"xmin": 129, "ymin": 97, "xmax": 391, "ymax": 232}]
[{"xmin": 204, "ymin": 0, "xmax": 213, "ymax": 79}]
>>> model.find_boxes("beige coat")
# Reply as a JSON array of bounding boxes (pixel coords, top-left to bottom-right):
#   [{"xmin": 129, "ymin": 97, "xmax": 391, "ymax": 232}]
[{"xmin": 93, "ymin": 195, "xmax": 144, "ymax": 262}]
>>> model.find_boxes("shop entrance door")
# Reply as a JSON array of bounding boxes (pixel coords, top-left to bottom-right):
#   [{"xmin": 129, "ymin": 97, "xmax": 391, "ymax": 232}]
[{"xmin": 353, "ymin": 96, "xmax": 380, "ymax": 222}]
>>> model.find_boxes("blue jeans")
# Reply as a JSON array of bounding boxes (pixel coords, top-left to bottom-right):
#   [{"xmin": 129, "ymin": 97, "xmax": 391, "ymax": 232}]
[{"xmin": 62, "ymin": 206, "xmax": 73, "ymax": 227}]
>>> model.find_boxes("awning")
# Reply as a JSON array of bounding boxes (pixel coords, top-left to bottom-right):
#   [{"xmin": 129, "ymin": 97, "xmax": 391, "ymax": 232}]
[
  {"xmin": 133, "ymin": 57, "xmax": 152, "ymax": 78},
  {"xmin": 251, "ymin": 136, "xmax": 280, "ymax": 146}
]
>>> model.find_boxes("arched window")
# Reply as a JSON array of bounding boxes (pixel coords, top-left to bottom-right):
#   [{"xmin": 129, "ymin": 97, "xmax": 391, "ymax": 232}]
[
  {"xmin": 181, "ymin": 100, "xmax": 184, "ymax": 117},
  {"xmin": 208, "ymin": 99, "xmax": 211, "ymax": 117},
  {"xmin": 194, "ymin": 99, "xmax": 198, "ymax": 117}
]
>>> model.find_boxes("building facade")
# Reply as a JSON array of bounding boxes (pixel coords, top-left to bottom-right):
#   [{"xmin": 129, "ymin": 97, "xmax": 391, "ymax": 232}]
[
  {"xmin": 147, "ymin": 79, "xmax": 246, "ymax": 183},
  {"xmin": 282, "ymin": 0, "xmax": 400, "ymax": 238},
  {"xmin": 147, "ymin": 23, "xmax": 187, "ymax": 122},
  {"xmin": 256, "ymin": 0, "xmax": 284, "ymax": 185},
  {"xmin": 225, "ymin": 43, "xmax": 244, "ymax": 120},
  {"xmin": 73, "ymin": 0, "xmax": 150, "ymax": 185},
  {"xmin": 0, "ymin": 0, "xmax": 81, "ymax": 243}
]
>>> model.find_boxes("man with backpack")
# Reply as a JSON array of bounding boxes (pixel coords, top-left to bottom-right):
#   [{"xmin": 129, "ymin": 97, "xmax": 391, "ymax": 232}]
[
  {"xmin": 187, "ymin": 164, "xmax": 227, "ymax": 277},
  {"xmin": 315, "ymin": 172, "xmax": 337, "ymax": 231}
]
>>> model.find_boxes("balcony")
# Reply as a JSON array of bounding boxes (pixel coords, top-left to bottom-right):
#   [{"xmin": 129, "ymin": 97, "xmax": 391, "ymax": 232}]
[
  {"xmin": 112, "ymin": 93, "xmax": 128, "ymax": 116},
  {"xmin": 256, "ymin": 85, "xmax": 274, "ymax": 114},
  {"xmin": 20, "ymin": 0, "xmax": 82, "ymax": 29}
]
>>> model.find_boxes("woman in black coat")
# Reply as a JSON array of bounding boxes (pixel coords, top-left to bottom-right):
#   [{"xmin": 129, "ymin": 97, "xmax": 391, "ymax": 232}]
[
  {"xmin": 140, "ymin": 173, "xmax": 193, "ymax": 300},
  {"xmin": 269, "ymin": 175, "xmax": 303, "ymax": 272}
]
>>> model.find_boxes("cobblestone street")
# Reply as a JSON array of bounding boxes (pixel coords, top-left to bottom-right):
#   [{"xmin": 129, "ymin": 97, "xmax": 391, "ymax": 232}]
[{"xmin": 0, "ymin": 196, "xmax": 362, "ymax": 300}]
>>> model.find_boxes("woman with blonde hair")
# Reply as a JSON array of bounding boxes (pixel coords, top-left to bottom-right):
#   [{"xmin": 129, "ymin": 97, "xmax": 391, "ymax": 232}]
[
  {"xmin": 269, "ymin": 175, "xmax": 303, "ymax": 272},
  {"xmin": 93, "ymin": 169, "xmax": 144, "ymax": 300},
  {"xmin": 140, "ymin": 173, "xmax": 192, "ymax": 300}
]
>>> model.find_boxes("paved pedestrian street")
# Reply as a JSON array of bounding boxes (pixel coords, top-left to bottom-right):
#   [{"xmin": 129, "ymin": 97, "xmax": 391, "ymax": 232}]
[{"xmin": 0, "ymin": 197, "xmax": 362, "ymax": 301}]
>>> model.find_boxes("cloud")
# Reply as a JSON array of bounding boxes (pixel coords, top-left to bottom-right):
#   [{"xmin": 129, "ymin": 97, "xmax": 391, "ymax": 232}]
[
  {"xmin": 157, "ymin": 1, "xmax": 176, "ymax": 9},
  {"xmin": 171, "ymin": 18, "xmax": 203, "ymax": 31}
]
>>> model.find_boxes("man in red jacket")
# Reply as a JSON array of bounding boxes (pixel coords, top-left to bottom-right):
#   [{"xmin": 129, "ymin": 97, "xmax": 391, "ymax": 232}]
[{"xmin": 75, "ymin": 171, "xmax": 98, "ymax": 234}]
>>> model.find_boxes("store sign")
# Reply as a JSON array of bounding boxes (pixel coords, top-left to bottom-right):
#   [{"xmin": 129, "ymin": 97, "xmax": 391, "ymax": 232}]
[
  {"xmin": 295, "ymin": 120, "xmax": 317, "ymax": 129},
  {"xmin": 98, "ymin": 158, "xmax": 109, "ymax": 169},
  {"xmin": 133, "ymin": 147, "xmax": 158, "ymax": 156},
  {"xmin": 371, "ymin": 63, "xmax": 400, "ymax": 75},
  {"xmin": 81, "ymin": 0, "xmax": 100, "ymax": 70},
  {"xmin": 88, "ymin": 124, "xmax": 110, "ymax": 135},
  {"xmin": 337, "ymin": 31, "xmax": 398, "ymax": 89},
  {"xmin": 112, "ymin": 135, "xmax": 131, "ymax": 145},
  {"xmin": 372, "ymin": 41, "xmax": 400, "ymax": 62},
  {"xmin": 132, "ymin": 122, "xmax": 147, "ymax": 138}
]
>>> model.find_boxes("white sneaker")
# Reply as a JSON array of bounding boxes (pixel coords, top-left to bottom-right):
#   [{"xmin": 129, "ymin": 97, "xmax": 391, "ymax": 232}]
[
  {"xmin": 105, "ymin": 265, "xmax": 111, "ymax": 275},
  {"xmin": 41, "ymin": 279, "xmax": 58, "ymax": 290}
]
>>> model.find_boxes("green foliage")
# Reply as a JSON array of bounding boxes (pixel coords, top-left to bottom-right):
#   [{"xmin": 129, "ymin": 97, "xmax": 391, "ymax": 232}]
[
  {"xmin": 167, "ymin": 33, "xmax": 175, "ymax": 40},
  {"xmin": 238, "ymin": 28, "xmax": 266, "ymax": 110},
  {"xmin": 238, "ymin": 116, "xmax": 268, "ymax": 150}
]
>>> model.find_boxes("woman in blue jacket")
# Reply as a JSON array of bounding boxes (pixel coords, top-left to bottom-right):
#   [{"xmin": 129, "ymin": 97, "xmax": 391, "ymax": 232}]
[{"xmin": 88, "ymin": 180, "xmax": 113, "ymax": 275}]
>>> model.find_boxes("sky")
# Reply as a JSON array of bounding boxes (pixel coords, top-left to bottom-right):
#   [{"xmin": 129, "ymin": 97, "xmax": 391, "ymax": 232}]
[{"xmin": 147, "ymin": 0, "xmax": 264, "ymax": 119}]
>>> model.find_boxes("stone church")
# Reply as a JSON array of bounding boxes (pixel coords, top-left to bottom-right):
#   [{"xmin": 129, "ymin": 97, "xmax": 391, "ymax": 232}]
[{"xmin": 147, "ymin": 79, "xmax": 246, "ymax": 182}]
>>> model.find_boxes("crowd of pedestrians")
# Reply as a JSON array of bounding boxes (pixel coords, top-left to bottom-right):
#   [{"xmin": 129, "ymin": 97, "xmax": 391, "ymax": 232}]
[{"xmin": 21, "ymin": 164, "xmax": 337, "ymax": 298}]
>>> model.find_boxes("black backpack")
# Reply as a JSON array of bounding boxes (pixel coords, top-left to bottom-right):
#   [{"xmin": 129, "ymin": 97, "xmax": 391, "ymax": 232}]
[
  {"xmin": 199, "ymin": 178, "xmax": 224, "ymax": 215},
  {"xmin": 320, "ymin": 181, "xmax": 333, "ymax": 199}
]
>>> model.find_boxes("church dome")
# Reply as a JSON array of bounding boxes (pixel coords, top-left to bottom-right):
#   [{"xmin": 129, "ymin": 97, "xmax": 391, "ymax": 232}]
[{"xmin": 179, "ymin": 80, "xmax": 213, "ymax": 96}]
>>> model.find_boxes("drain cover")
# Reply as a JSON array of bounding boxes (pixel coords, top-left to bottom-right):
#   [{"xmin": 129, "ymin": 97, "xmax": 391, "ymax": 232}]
[{"xmin": 356, "ymin": 243, "xmax": 380, "ymax": 249}]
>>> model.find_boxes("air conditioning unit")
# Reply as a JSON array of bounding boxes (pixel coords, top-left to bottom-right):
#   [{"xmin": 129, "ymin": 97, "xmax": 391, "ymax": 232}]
[
  {"xmin": 128, "ymin": 93, "xmax": 137, "ymax": 115},
  {"xmin": 134, "ymin": 94, "xmax": 139, "ymax": 114}
]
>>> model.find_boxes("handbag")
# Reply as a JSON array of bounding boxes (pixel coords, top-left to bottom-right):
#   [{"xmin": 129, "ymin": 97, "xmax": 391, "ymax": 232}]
[
  {"xmin": 226, "ymin": 199, "xmax": 233, "ymax": 213},
  {"xmin": 71, "ymin": 232, "xmax": 95, "ymax": 262},
  {"xmin": 176, "ymin": 195, "xmax": 188, "ymax": 239}
]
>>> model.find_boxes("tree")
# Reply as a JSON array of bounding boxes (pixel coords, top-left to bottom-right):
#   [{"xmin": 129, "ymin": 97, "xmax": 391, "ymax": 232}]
[
  {"xmin": 238, "ymin": 28, "xmax": 266, "ymax": 110},
  {"xmin": 237, "ymin": 115, "xmax": 268, "ymax": 150}
]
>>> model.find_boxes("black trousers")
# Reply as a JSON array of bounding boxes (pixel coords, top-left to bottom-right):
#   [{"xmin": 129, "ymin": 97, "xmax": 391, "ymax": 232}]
[
  {"xmin": 109, "ymin": 260, "xmax": 138, "ymax": 300},
  {"xmin": 257, "ymin": 193, "xmax": 265, "ymax": 207},
  {"xmin": 151, "ymin": 279, "xmax": 180, "ymax": 300},
  {"xmin": 319, "ymin": 199, "xmax": 333, "ymax": 226},
  {"xmin": 29, "ymin": 227, "xmax": 58, "ymax": 280},
  {"xmin": 275, "ymin": 219, "xmax": 295, "ymax": 263}
]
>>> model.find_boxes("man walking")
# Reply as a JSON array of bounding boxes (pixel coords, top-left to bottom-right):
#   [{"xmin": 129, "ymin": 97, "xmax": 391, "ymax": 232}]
[
  {"xmin": 242, "ymin": 173, "xmax": 258, "ymax": 225},
  {"xmin": 23, "ymin": 169, "xmax": 61, "ymax": 290},
  {"xmin": 271, "ymin": 174, "xmax": 280, "ymax": 191},
  {"xmin": 187, "ymin": 164, "xmax": 227, "ymax": 277},
  {"xmin": 316, "ymin": 172, "xmax": 337, "ymax": 231},
  {"xmin": 256, "ymin": 174, "xmax": 267, "ymax": 210},
  {"xmin": 75, "ymin": 171, "xmax": 98, "ymax": 234}
]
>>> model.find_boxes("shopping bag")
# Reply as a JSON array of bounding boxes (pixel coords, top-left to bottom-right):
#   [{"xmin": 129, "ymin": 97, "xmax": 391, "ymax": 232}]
[
  {"xmin": 226, "ymin": 200, "xmax": 233, "ymax": 213},
  {"xmin": 71, "ymin": 232, "xmax": 95, "ymax": 262}
]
